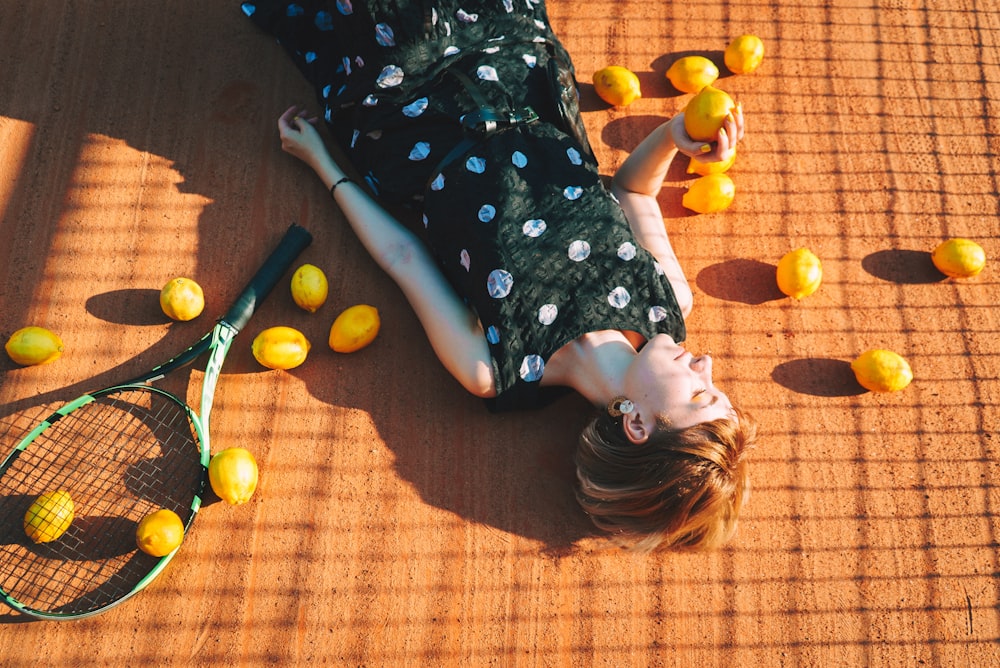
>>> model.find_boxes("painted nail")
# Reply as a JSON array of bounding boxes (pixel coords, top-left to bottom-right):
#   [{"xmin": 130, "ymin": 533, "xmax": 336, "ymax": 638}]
[{"xmin": 700, "ymin": 144, "xmax": 712, "ymax": 153}]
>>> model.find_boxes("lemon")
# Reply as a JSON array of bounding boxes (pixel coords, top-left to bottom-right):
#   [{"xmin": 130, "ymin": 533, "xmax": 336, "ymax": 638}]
[
  {"xmin": 136, "ymin": 508, "xmax": 184, "ymax": 557},
  {"xmin": 776, "ymin": 248, "xmax": 823, "ymax": 299},
  {"xmin": 931, "ymin": 238, "xmax": 986, "ymax": 278},
  {"xmin": 592, "ymin": 66, "xmax": 642, "ymax": 107},
  {"xmin": 683, "ymin": 85, "xmax": 736, "ymax": 141},
  {"xmin": 681, "ymin": 173, "xmax": 736, "ymax": 214},
  {"xmin": 291, "ymin": 263, "xmax": 329, "ymax": 313},
  {"xmin": 687, "ymin": 148, "xmax": 737, "ymax": 176},
  {"xmin": 851, "ymin": 349, "xmax": 913, "ymax": 393},
  {"xmin": 329, "ymin": 304, "xmax": 381, "ymax": 353},
  {"xmin": 725, "ymin": 34, "xmax": 765, "ymax": 74},
  {"xmin": 24, "ymin": 490, "xmax": 74, "ymax": 544},
  {"xmin": 251, "ymin": 326, "xmax": 310, "ymax": 370},
  {"xmin": 666, "ymin": 55, "xmax": 719, "ymax": 94},
  {"xmin": 208, "ymin": 448, "xmax": 259, "ymax": 505},
  {"xmin": 160, "ymin": 277, "xmax": 205, "ymax": 321},
  {"xmin": 5, "ymin": 326, "xmax": 64, "ymax": 366}
]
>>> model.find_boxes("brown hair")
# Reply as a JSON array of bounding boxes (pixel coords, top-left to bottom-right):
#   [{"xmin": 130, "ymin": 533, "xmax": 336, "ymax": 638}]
[{"xmin": 574, "ymin": 408, "xmax": 757, "ymax": 552}]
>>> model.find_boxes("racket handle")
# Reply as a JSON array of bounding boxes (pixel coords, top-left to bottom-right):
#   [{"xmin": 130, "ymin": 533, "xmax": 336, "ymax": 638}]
[{"xmin": 221, "ymin": 223, "xmax": 313, "ymax": 332}]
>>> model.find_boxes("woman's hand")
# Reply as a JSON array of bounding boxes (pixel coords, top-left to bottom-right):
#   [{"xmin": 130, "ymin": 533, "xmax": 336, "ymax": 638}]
[
  {"xmin": 277, "ymin": 105, "xmax": 331, "ymax": 170},
  {"xmin": 669, "ymin": 103, "xmax": 744, "ymax": 165}
]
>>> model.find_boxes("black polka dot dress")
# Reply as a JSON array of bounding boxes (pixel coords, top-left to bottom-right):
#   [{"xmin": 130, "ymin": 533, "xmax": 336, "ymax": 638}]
[{"xmin": 244, "ymin": 0, "xmax": 687, "ymax": 410}]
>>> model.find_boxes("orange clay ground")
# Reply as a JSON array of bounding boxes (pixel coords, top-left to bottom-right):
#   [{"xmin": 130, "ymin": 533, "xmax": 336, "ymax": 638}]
[{"xmin": 1, "ymin": 1, "xmax": 998, "ymax": 665}]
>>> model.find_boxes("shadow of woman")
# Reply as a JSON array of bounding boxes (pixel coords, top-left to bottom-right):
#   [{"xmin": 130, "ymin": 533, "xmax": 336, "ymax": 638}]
[{"xmin": 290, "ymin": 327, "xmax": 599, "ymax": 556}]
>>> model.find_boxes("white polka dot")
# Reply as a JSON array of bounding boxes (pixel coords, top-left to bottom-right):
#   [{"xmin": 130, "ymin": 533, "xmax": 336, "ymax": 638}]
[
  {"xmin": 512, "ymin": 151, "xmax": 528, "ymax": 168},
  {"xmin": 374, "ymin": 23, "xmax": 395, "ymax": 47},
  {"xmin": 430, "ymin": 173, "xmax": 445, "ymax": 191},
  {"xmin": 522, "ymin": 54, "xmax": 537, "ymax": 68},
  {"xmin": 350, "ymin": 129, "xmax": 360, "ymax": 148},
  {"xmin": 484, "ymin": 46, "xmax": 500, "ymax": 54},
  {"xmin": 568, "ymin": 240, "xmax": 591, "ymax": 262},
  {"xmin": 617, "ymin": 242, "xmax": 637, "ymax": 261},
  {"xmin": 460, "ymin": 249, "xmax": 471, "ymax": 271},
  {"xmin": 457, "ymin": 9, "xmax": 479, "ymax": 22},
  {"xmin": 402, "ymin": 97, "xmax": 428, "ymax": 117},
  {"xmin": 486, "ymin": 326, "xmax": 500, "ymax": 344},
  {"xmin": 538, "ymin": 304, "xmax": 558, "ymax": 325},
  {"xmin": 608, "ymin": 287, "xmax": 631, "ymax": 309},
  {"xmin": 466, "ymin": 156, "xmax": 486, "ymax": 173},
  {"xmin": 502, "ymin": 0, "xmax": 514, "ymax": 12},
  {"xmin": 444, "ymin": 45, "xmax": 460, "ymax": 57},
  {"xmin": 408, "ymin": 142, "xmax": 431, "ymax": 161},
  {"xmin": 487, "ymin": 269, "xmax": 513, "ymax": 298},
  {"xmin": 366, "ymin": 129, "xmax": 382, "ymax": 140},
  {"xmin": 523, "ymin": 219, "xmax": 547, "ymax": 237},
  {"xmin": 362, "ymin": 94, "xmax": 378, "ymax": 107},
  {"xmin": 563, "ymin": 185, "xmax": 583, "ymax": 200},
  {"xmin": 341, "ymin": 56, "xmax": 353, "ymax": 76},
  {"xmin": 519, "ymin": 354, "xmax": 545, "ymax": 382},
  {"xmin": 648, "ymin": 305, "xmax": 668, "ymax": 322},
  {"xmin": 322, "ymin": 84, "xmax": 332, "ymax": 99},
  {"xmin": 566, "ymin": 147, "xmax": 582, "ymax": 165},
  {"xmin": 477, "ymin": 65, "xmax": 499, "ymax": 81},
  {"xmin": 478, "ymin": 204, "xmax": 496, "ymax": 222},
  {"xmin": 422, "ymin": 213, "xmax": 429, "ymax": 228},
  {"xmin": 336, "ymin": 0, "xmax": 353, "ymax": 15},
  {"xmin": 376, "ymin": 65, "xmax": 404, "ymax": 88}
]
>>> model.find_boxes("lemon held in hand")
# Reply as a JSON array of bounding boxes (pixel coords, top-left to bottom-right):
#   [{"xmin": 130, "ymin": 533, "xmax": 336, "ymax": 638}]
[
  {"xmin": 136, "ymin": 509, "xmax": 184, "ymax": 557},
  {"xmin": 209, "ymin": 448, "xmax": 259, "ymax": 505},
  {"xmin": 24, "ymin": 490, "xmax": 75, "ymax": 544},
  {"xmin": 290, "ymin": 263, "xmax": 329, "ymax": 313},
  {"xmin": 682, "ymin": 173, "xmax": 736, "ymax": 214},
  {"xmin": 688, "ymin": 149, "xmax": 737, "ymax": 176},
  {"xmin": 931, "ymin": 238, "xmax": 986, "ymax": 278},
  {"xmin": 684, "ymin": 85, "xmax": 736, "ymax": 141},
  {"xmin": 592, "ymin": 65, "xmax": 642, "ymax": 107},
  {"xmin": 329, "ymin": 304, "xmax": 381, "ymax": 353},
  {"xmin": 666, "ymin": 55, "xmax": 719, "ymax": 94},
  {"xmin": 5, "ymin": 326, "xmax": 64, "ymax": 366},
  {"xmin": 725, "ymin": 34, "xmax": 765, "ymax": 74},
  {"xmin": 160, "ymin": 277, "xmax": 205, "ymax": 322},
  {"xmin": 776, "ymin": 248, "xmax": 823, "ymax": 300},
  {"xmin": 851, "ymin": 349, "xmax": 913, "ymax": 393},
  {"xmin": 251, "ymin": 326, "xmax": 311, "ymax": 370}
]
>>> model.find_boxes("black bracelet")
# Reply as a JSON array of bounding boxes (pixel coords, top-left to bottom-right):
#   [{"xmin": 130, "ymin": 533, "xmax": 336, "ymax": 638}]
[{"xmin": 330, "ymin": 176, "xmax": 353, "ymax": 198}]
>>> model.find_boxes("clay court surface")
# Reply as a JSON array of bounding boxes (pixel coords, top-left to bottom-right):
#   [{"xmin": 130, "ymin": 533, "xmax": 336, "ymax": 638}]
[{"xmin": 1, "ymin": 0, "xmax": 998, "ymax": 665}]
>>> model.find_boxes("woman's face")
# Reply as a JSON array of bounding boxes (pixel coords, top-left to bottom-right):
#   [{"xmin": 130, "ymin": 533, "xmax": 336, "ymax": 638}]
[{"xmin": 623, "ymin": 334, "xmax": 734, "ymax": 431}]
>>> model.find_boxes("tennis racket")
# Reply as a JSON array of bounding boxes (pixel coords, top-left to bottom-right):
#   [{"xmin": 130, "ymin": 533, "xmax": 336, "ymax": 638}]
[{"xmin": 0, "ymin": 223, "xmax": 312, "ymax": 620}]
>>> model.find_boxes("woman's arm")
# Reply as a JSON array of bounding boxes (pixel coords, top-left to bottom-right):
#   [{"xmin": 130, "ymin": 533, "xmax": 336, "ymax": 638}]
[
  {"xmin": 277, "ymin": 107, "xmax": 497, "ymax": 397},
  {"xmin": 610, "ymin": 109, "xmax": 743, "ymax": 317}
]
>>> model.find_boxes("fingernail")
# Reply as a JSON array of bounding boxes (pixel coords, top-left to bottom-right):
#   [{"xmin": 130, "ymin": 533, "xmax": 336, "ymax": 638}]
[
  {"xmin": 700, "ymin": 144, "xmax": 712, "ymax": 153},
  {"xmin": 719, "ymin": 128, "xmax": 728, "ymax": 138}
]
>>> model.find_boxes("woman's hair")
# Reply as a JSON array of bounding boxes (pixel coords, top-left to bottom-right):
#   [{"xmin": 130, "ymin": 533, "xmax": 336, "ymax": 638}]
[{"xmin": 575, "ymin": 408, "xmax": 757, "ymax": 552}]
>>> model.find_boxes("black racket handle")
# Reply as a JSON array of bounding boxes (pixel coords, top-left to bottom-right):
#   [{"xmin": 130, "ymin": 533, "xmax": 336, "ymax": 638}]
[{"xmin": 220, "ymin": 223, "xmax": 313, "ymax": 332}]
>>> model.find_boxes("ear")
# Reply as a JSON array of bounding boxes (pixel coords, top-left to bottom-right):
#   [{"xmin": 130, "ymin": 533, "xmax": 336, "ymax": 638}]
[{"xmin": 622, "ymin": 410, "xmax": 652, "ymax": 445}]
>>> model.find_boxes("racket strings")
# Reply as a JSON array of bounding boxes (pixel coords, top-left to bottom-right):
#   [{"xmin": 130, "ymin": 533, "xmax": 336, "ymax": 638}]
[{"xmin": 0, "ymin": 387, "xmax": 205, "ymax": 616}]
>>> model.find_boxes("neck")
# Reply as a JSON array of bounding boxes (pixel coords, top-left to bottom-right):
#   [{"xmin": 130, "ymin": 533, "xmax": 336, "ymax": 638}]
[{"xmin": 543, "ymin": 330, "xmax": 637, "ymax": 406}]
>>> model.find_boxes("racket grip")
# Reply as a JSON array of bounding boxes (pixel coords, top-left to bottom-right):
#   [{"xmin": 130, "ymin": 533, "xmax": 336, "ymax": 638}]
[{"xmin": 221, "ymin": 223, "xmax": 313, "ymax": 332}]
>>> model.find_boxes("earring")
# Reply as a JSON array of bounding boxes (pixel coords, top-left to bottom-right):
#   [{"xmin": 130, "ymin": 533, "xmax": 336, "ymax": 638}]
[{"xmin": 607, "ymin": 396, "xmax": 634, "ymax": 418}]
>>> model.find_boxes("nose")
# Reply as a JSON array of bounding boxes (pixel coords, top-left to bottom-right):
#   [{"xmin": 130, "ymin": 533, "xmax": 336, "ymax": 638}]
[{"xmin": 692, "ymin": 354, "xmax": 713, "ymax": 378}]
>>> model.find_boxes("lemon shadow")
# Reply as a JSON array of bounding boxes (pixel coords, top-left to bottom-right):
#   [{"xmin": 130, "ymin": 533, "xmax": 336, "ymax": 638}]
[
  {"xmin": 696, "ymin": 259, "xmax": 786, "ymax": 304},
  {"xmin": 861, "ymin": 249, "xmax": 945, "ymax": 284},
  {"xmin": 771, "ymin": 358, "xmax": 868, "ymax": 397}
]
